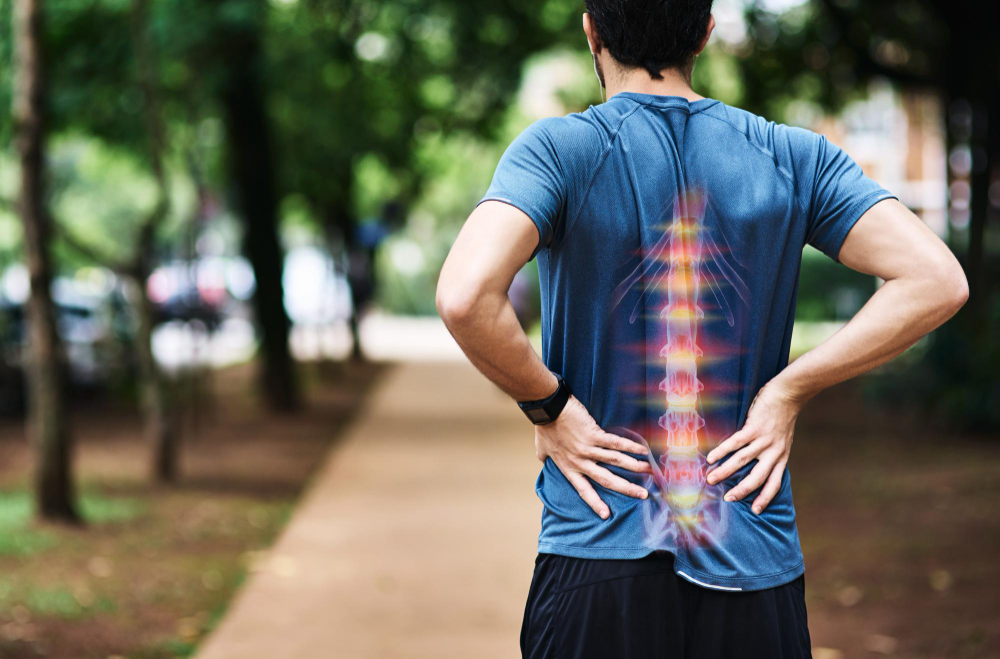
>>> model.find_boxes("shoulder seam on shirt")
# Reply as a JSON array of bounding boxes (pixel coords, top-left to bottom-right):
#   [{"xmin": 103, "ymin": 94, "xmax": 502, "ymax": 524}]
[
  {"xmin": 560, "ymin": 102, "xmax": 645, "ymax": 245},
  {"xmin": 696, "ymin": 110, "xmax": 807, "ymax": 215}
]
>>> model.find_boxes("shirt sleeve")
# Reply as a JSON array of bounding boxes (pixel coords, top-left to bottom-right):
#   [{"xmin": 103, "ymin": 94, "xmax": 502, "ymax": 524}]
[
  {"xmin": 804, "ymin": 135, "xmax": 897, "ymax": 262},
  {"xmin": 477, "ymin": 119, "xmax": 567, "ymax": 261}
]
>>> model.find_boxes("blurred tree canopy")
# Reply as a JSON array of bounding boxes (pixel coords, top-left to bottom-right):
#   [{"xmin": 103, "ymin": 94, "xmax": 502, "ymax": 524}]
[
  {"xmin": 269, "ymin": 1, "xmax": 580, "ymax": 229},
  {"xmin": 713, "ymin": 0, "xmax": 1000, "ymax": 429},
  {"xmin": 0, "ymin": 0, "xmax": 585, "ymax": 408},
  {"xmin": 1, "ymin": 0, "xmax": 997, "ymax": 429}
]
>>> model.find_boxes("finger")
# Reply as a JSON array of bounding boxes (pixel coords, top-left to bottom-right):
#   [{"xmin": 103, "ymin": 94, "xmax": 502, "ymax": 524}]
[
  {"xmin": 596, "ymin": 431, "xmax": 649, "ymax": 456},
  {"xmin": 590, "ymin": 447, "xmax": 653, "ymax": 474},
  {"xmin": 706, "ymin": 425, "xmax": 757, "ymax": 464},
  {"xmin": 584, "ymin": 464, "xmax": 649, "ymax": 500},
  {"xmin": 750, "ymin": 459, "xmax": 787, "ymax": 514},
  {"xmin": 566, "ymin": 471, "xmax": 611, "ymax": 519},
  {"xmin": 706, "ymin": 438, "xmax": 766, "ymax": 485},
  {"xmin": 724, "ymin": 452, "xmax": 777, "ymax": 502}
]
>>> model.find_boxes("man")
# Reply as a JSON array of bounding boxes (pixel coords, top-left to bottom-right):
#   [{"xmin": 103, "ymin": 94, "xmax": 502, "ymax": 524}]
[{"xmin": 436, "ymin": 1, "xmax": 968, "ymax": 657}]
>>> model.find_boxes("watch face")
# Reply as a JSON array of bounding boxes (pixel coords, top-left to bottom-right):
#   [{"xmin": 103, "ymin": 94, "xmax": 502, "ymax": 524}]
[{"xmin": 526, "ymin": 407, "xmax": 551, "ymax": 424}]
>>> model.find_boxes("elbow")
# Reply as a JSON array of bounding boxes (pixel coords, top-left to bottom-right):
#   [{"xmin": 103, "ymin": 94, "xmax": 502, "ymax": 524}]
[
  {"xmin": 435, "ymin": 277, "xmax": 479, "ymax": 329},
  {"xmin": 931, "ymin": 258, "xmax": 969, "ymax": 316},
  {"xmin": 950, "ymin": 268, "xmax": 970, "ymax": 312}
]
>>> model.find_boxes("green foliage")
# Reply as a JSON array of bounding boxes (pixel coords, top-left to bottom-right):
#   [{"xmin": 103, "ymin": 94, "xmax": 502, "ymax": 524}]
[
  {"xmin": 795, "ymin": 246, "xmax": 876, "ymax": 322},
  {"xmin": 265, "ymin": 0, "xmax": 582, "ymax": 230},
  {"xmin": 0, "ymin": 0, "xmax": 588, "ymax": 294},
  {"xmin": 1, "ymin": 0, "xmax": 990, "ymax": 430},
  {"xmin": 373, "ymin": 113, "xmax": 519, "ymax": 313},
  {"xmin": 24, "ymin": 587, "xmax": 117, "ymax": 619},
  {"xmin": 701, "ymin": 1, "xmax": 999, "ymax": 430},
  {"xmin": 45, "ymin": 0, "xmax": 143, "ymax": 146},
  {"xmin": 0, "ymin": 488, "xmax": 144, "ymax": 557},
  {"xmin": 79, "ymin": 492, "xmax": 145, "ymax": 524},
  {"xmin": 867, "ymin": 303, "xmax": 1000, "ymax": 433},
  {"xmin": 691, "ymin": 47, "xmax": 744, "ymax": 107},
  {"xmin": 151, "ymin": 637, "xmax": 199, "ymax": 658},
  {"xmin": 0, "ymin": 2, "xmax": 13, "ymax": 145},
  {"xmin": 0, "ymin": 492, "xmax": 55, "ymax": 557},
  {"xmin": 49, "ymin": 135, "xmax": 160, "ymax": 262},
  {"xmin": 0, "ymin": 157, "xmax": 24, "ymax": 266}
]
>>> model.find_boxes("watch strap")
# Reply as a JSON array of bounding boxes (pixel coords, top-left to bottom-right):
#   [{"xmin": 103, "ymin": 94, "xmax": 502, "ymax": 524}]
[{"xmin": 517, "ymin": 374, "xmax": 572, "ymax": 425}]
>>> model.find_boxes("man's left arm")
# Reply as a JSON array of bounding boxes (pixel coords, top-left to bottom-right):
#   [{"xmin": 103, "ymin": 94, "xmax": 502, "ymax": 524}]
[{"xmin": 705, "ymin": 199, "xmax": 969, "ymax": 513}]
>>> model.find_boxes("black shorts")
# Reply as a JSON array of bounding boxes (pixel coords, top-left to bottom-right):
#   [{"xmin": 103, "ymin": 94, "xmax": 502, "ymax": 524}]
[{"xmin": 521, "ymin": 552, "xmax": 812, "ymax": 659}]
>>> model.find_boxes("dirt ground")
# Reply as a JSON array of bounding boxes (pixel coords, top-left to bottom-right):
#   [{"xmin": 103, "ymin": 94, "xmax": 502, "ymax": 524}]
[
  {"xmin": 0, "ymin": 359, "xmax": 997, "ymax": 659},
  {"xmin": 195, "ymin": 360, "xmax": 999, "ymax": 659},
  {"xmin": 791, "ymin": 380, "xmax": 1000, "ymax": 658},
  {"xmin": 0, "ymin": 360, "xmax": 383, "ymax": 659}
]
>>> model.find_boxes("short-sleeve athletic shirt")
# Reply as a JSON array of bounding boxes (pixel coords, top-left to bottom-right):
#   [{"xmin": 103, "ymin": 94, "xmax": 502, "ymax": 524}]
[{"xmin": 479, "ymin": 92, "xmax": 895, "ymax": 592}]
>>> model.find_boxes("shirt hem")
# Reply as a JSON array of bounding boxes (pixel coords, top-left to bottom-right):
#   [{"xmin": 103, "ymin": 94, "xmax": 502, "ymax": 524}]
[
  {"xmin": 477, "ymin": 195, "xmax": 548, "ymax": 260},
  {"xmin": 821, "ymin": 191, "xmax": 897, "ymax": 263},
  {"xmin": 536, "ymin": 541, "xmax": 805, "ymax": 592}
]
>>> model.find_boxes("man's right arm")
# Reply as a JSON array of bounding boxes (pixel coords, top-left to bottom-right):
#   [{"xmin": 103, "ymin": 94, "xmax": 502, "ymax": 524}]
[{"xmin": 436, "ymin": 199, "xmax": 651, "ymax": 520}]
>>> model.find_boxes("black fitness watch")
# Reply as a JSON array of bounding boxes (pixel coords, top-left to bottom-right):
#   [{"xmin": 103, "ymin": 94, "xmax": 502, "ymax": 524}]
[{"xmin": 517, "ymin": 374, "xmax": 572, "ymax": 425}]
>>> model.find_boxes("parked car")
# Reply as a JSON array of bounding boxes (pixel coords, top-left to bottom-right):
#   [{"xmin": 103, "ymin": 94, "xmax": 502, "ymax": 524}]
[{"xmin": 0, "ymin": 280, "xmax": 135, "ymax": 416}]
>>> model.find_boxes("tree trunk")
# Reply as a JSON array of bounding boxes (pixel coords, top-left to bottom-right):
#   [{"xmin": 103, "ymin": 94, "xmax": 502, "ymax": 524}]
[
  {"xmin": 130, "ymin": 0, "xmax": 179, "ymax": 482},
  {"xmin": 942, "ymin": 0, "xmax": 997, "ymax": 329},
  {"xmin": 133, "ymin": 267, "xmax": 177, "ymax": 482},
  {"xmin": 219, "ymin": 3, "xmax": 299, "ymax": 411},
  {"xmin": 965, "ymin": 98, "xmax": 990, "ymax": 321},
  {"xmin": 132, "ymin": 226, "xmax": 176, "ymax": 482},
  {"xmin": 323, "ymin": 203, "xmax": 366, "ymax": 361},
  {"xmin": 13, "ymin": 0, "xmax": 79, "ymax": 523}
]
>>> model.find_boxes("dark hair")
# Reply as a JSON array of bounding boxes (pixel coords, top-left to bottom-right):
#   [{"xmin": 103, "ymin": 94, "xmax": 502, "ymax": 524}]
[{"xmin": 585, "ymin": 0, "xmax": 714, "ymax": 79}]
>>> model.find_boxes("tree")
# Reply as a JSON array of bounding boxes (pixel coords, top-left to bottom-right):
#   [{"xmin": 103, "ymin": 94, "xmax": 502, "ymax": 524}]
[
  {"xmin": 55, "ymin": 0, "xmax": 180, "ymax": 482},
  {"xmin": 129, "ymin": 0, "xmax": 179, "ymax": 480},
  {"xmin": 720, "ymin": 0, "xmax": 1000, "ymax": 429},
  {"xmin": 41, "ymin": 0, "xmax": 301, "ymax": 412},
  {"xmin": 268, "ymin": 0, "xmax": 583, "ymax": 354},
  {"xmin": 12, "ymin": 0, "xmax": 79, "ymax": 522},
  {"xmin": 735, "ymin": 1, "xmax": 997, "ymax": 308},
  {"xmin": 215, "ymin": 0, "xmax": 298, "ymax": 410}
]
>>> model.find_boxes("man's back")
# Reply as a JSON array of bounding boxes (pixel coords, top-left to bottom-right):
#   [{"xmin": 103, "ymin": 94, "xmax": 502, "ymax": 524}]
[
  {"xmin": 439, "ymin": 5, "xmax": 964, "ymax": 655},
  {"xmin": 480, "ymin": 91, "xmax": 895, "ymax": 591}
]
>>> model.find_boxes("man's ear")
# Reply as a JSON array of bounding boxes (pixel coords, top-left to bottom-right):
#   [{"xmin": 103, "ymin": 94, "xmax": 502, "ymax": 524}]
[
  {"xmin": 582, "ymin": 12, "xmax": 602, "ymax": 55},
  {"xmin": 694, "ymin": 14, "xmax": 715, "ymax": 55}
]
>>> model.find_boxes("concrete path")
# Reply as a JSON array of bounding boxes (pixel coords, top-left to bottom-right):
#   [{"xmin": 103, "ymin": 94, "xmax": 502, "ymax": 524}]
[{"xmin": 195, "ymin": 360, "xmax": 542, "ymax": 659}]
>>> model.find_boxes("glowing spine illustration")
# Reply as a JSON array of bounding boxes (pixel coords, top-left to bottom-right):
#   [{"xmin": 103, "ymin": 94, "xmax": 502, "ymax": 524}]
[
  {"xmin": 613, "ymin": 191, "xmax": 748, "ymax": 548},
  {"xmin": 656, "ymin": 213, "xmax": 707, "ymax": 532}
]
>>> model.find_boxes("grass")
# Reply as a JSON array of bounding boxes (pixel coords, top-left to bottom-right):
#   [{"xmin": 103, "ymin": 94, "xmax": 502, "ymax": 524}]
[
  {"xmin": 0, "ymin": 497, "xmax": 55, "ymax": 557},
  {"xmin": 23, "ymin": 588, "xmax": 116, "ymax": 619},
  {"xmin": 0, "ymin": 489, "xmax": 145, "ymax": 558},
  {"xmin": 0, "ymin": 359, "xmax": 383, "ymax": 659},
  {"xmin": 0, "ymin": 484, "xmax": 296, "ymax": 652}
]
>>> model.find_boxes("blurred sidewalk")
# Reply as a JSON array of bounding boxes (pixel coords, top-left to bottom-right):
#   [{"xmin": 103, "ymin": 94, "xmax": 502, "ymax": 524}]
[
  {"xmin": 194, "ymin": 359, "xmax": 542, "ymax": 659},
  {"xmin": 154, "ymin": 312, "xmax": 477, "ymax": 371}
]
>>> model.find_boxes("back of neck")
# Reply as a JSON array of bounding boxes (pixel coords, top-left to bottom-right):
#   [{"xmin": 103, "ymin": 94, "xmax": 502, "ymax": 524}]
[{"xmin": 606, "ymin": 66, "xmax": 702, "ymax": 103}]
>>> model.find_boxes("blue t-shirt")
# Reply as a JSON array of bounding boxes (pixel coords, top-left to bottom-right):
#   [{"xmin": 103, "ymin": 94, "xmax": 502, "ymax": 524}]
[{"xmin": 479, "ymin": 92, "xmax": 895, "ymax": 592}]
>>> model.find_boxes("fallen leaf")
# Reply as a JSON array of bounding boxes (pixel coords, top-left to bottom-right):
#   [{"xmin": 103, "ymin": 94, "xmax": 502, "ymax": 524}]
[
  {"xmin": 866, "ymin": 634, "xmax": 899, "ymax": 655},
  {"xmin": 929, "ymin": 569, "xmax": 953, "ymax": 592},
  {"xmin": 837, "ymin": 585, "xmax": 863, "ymax": 607}
]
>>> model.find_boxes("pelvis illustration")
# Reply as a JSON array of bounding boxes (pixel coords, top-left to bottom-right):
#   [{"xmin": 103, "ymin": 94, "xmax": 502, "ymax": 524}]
[{"xmin": 611, "ymin": 192, "xmax": 748, "ymax": 549}]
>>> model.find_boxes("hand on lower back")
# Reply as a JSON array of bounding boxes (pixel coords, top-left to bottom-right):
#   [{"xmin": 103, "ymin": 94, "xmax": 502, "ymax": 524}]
[
  {"xmin": 535, "ymin": 395, "xmax": 653, "ymax": 520},
  {"xmin": 705, "ymin": 381, "xmax": 801, "ymax": 514}
]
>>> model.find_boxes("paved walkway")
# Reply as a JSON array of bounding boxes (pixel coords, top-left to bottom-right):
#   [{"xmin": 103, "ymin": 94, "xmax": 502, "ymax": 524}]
[{"xmin": 195, "ymin": 360, "xmax": 542, "ymax": 659}]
